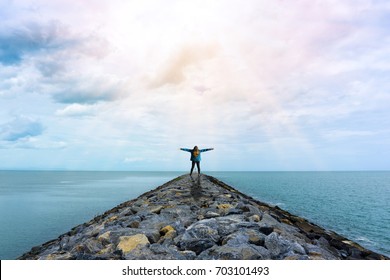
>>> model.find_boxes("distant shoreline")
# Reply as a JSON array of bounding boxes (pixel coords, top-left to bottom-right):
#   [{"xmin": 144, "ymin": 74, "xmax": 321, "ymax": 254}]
[{"xmin": 2, "ymin": 169, "xmax": 390, "ymax": 172}]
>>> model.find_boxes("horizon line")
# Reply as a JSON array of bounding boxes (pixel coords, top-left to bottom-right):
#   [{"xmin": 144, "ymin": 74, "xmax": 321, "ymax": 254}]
[{"xmin": 1, "ymin": 169, "xmax": 389, "ymax": 172}]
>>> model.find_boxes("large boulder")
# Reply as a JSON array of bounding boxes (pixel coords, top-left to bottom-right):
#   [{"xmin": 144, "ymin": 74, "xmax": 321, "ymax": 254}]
[
  {"xmin": 179, "ymin": 219, "xmax": 220, "ymax": 254},
  {"xmin": 117, "ymin": 234, "xmax": 150, "ymax": 254}
]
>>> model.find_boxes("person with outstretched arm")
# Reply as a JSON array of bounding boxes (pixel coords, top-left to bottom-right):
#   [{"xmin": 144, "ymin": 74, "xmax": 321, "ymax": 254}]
[{"xmin": 180, "ymin": 146, "xmax": 214, "ymax": 177}]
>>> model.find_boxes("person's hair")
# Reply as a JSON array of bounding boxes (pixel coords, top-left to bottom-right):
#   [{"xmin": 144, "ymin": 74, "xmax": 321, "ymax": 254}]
[{"xmin": 193, "ymin": 146, "xmax": 198, "ymax": 150}]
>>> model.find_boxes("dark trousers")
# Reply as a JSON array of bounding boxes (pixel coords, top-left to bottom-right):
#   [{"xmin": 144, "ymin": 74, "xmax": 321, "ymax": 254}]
[{"xmin": 190, "ymin": 161, "xmax": 200, "ymax": 175}]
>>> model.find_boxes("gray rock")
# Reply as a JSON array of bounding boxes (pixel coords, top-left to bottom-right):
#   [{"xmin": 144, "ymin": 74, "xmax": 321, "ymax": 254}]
[
  {"xmin": 120, "ymin": 207, "xmax": 134, "ymax": 217},
  {"xmin": 178, "ymin": 219, "xmax": 220, "ymax": 254},
  {"xmin": 133, "ymin": 199, "xmax": 148, "ymax": 207},
  {"xmin": 222, "ymin": 231, "xmax": 249, "ymax": 246},
  {"xmin": 237, "ymin": 222, "xmax": 261, "ymax": 230},
  {"xmin": 204, "ymin": 211, "xmax": 220, "ymax": 218},
  {"xmin": 131, "ymin": 206, "xmax": 141, "ymax": 213},
  {"xmin": 108, "ymin": 228, "xmax": 160, "ymax": 244},
  {"xmin": 199, "ymin": 244, "xmax": 270, "ymax": 260},
  {"xmin": 264, "ymin": 232, "xmax": 291, "ymax": 259},
  {"xmin": 138, "ymin": 214, "xmax": 170, "ymax": 231},
  {"xmin": 315, "ymin": 236, "xmax": 330, "ymax": 247},
  {"xmin": 247, "ymin": 214, "xmax": 261, "ymax": 222},
  {"xmin": 291, "ymin": 241, "xmax": 306, "ymax": 255},
  {"xmin": 81, "ymin": 239, "xmax": 104, "ymax": 254},
  {"xmin": 259, "ymin": 225, "xmax": 274, "ymax": 235},
  {"xmin": 124, "ymin": 247, "xmax": 166, "ymax": 260},
  {"xmin": 120, "ymin": 215, "xmax": 141, "ymax": 228},
  {"xmin": 215, "ymin": 215, "xmax": 243, "ymax": 236},
  {"xmin": 244, "ymin": 205, "xmax": 263, "ymax": 216},
  {"xmin": 148, "ymin": 244, "xmax": 187, "ymax": 260},
  {"xmin": 160, "ymin": 205, "xmax": 197, "ymax": 225},
  {"xmin": 303, "ymin": 243, "xmax": 337, "ymax": 260},
  {"xmin": 246, "ymin": 229, "xmax": 266, "ymax": 246},
  {"xmin": 179, "ymin": 250, "xmax": 197, "ymax": 260},
  {"xmin": 283, "ymin": 253, "xmax": 309, "ymax": 260},
  {"xmin": 179, "ymin": 239, "xmax": 215, "ymax": 255},
  {"xmin": 227, "ymin": 208, "xmax": 244, "ymax": 215},
  {"xmin": 187, "ymin": 219, "xmax": 219, "ymax": 236},
  {"xmin": 39, "ymin": 252, "xmax": 73, "ymax": 260},
  {"xmin": 260, "ymin": 213, "xmax": 280, "ymax": 227}
]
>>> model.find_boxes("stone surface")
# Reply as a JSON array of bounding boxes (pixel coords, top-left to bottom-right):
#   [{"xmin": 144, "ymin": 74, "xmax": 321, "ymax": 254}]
[
  {"xmin": 18, "ymin": 174, "xmax": 389, "ymax": 260},
  {"xmin": 160, "ymin": 225, "xmax": 175, "ymax": 235},
  {"xmin": 117, "ymin": 234, "xmax": 150, "ymax": 254}
]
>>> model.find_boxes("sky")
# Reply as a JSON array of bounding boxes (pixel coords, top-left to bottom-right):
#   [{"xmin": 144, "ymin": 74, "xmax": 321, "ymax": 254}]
[{"xmin": 0, "ymin": 0, "xmax": 389, "ymax": 171}]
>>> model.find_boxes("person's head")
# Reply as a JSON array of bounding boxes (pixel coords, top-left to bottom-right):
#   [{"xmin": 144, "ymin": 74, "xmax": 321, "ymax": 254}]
[{"xmin": 193, "ymin": 146, "xmax": 198, "ymax": 151}]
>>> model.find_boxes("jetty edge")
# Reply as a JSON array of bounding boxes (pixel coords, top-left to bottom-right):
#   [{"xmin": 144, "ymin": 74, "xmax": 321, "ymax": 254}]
[{"xmin": 19, "ymin": 174, "xmax": 388, "ymax": 260}]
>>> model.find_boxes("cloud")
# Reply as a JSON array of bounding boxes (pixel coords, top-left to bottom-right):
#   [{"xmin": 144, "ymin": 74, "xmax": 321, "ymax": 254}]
[
  {"xmin": 0, "ymin": 20, "xmax": 77, "ymax": 65},
  {"xmin": 35, "ymin": 58, "xmax": 66, "ymax": 78},
  {"xmin": 1, "ymin": 0, "xmax": 389, "ymax": 170},
  {"xmin": 322, "ymin": 129, "xmax": 376, "ymax": 141},
  {"xmin": 55, "ymin": 104, "xmax": 99, "ymax": 117},
  {"xmin": 0, "ymin": 137, "xmax": 67, "ymax": 150},
  {"xmin": 0, "ymin": 17, "xmax": 115, "ymax": 104},
  {"xmin": 148, "ymin": 43, "xmax": 218, "ymax": 88},
  {"xmin": 0, "ymin": 116, "xmax": 44, "ymax": 141},
  {"xmin": 124, "ymin": 157, "xmax": 144, "ymax": 163},
  {"xmin": 49, "ymin": 74, "xmax": 126, "ymax": 104}
]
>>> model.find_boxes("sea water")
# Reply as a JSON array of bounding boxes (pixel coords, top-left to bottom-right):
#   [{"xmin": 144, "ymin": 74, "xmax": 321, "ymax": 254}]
[
  {"xmin": 0, "ymin": 171, "xmax": 389, "ymax": 259},
  {"xmin": 0, "ymin": 171, "xmax": 182, "ymax": 259},
  {"xmin": 209, "ymin": 171, "xmax": 390, "ymax": 258}
]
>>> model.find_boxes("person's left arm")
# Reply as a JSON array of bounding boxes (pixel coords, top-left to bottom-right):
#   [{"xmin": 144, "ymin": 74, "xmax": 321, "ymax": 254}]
[{"xmin": 200, "ymin": 148, "xmax": 214, "ymax": 152}]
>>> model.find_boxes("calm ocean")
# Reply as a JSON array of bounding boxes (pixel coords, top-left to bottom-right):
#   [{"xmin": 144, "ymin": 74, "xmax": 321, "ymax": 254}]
[{"xmin": 0, "ymin": 171, "xmax": 389, "ymax": 259}]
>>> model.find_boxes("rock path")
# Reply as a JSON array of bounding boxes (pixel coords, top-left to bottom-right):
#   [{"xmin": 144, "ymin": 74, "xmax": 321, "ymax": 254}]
[{"xmin": 19, "ymin": 174, "xmax": 388, "ymax": 260}]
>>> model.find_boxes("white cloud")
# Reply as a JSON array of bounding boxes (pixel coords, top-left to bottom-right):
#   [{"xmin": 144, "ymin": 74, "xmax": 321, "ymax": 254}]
[
  {"xmin": 148, "ymin": 43, "xmax": 219, "ymax": 88},
  {"xmin": 322, "ymin": 130, "xmax": 376, "ymax": 141},
  {"xmin": 55, "ymin": 104, "xmax": 99, "ymax": 117},
  {"xmin": 1, "ymin": 137, "xmax": 67, "ymax": 150},
  {"xmin": 0, "ymin": 115, "xmax": 44, "ymax": 141},
  {"xmin": 124, "ymin": 157, "xmax": 144, "ymax": 163},
  {"xmin": 1, "ymin": 0, "xmax": 390, "ymax": 170}
]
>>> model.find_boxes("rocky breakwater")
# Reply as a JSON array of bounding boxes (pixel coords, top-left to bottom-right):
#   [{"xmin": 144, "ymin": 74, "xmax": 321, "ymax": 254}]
[{"xmin": 19, "ymin": 174, "xmax": 388, "ymax": 260}]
